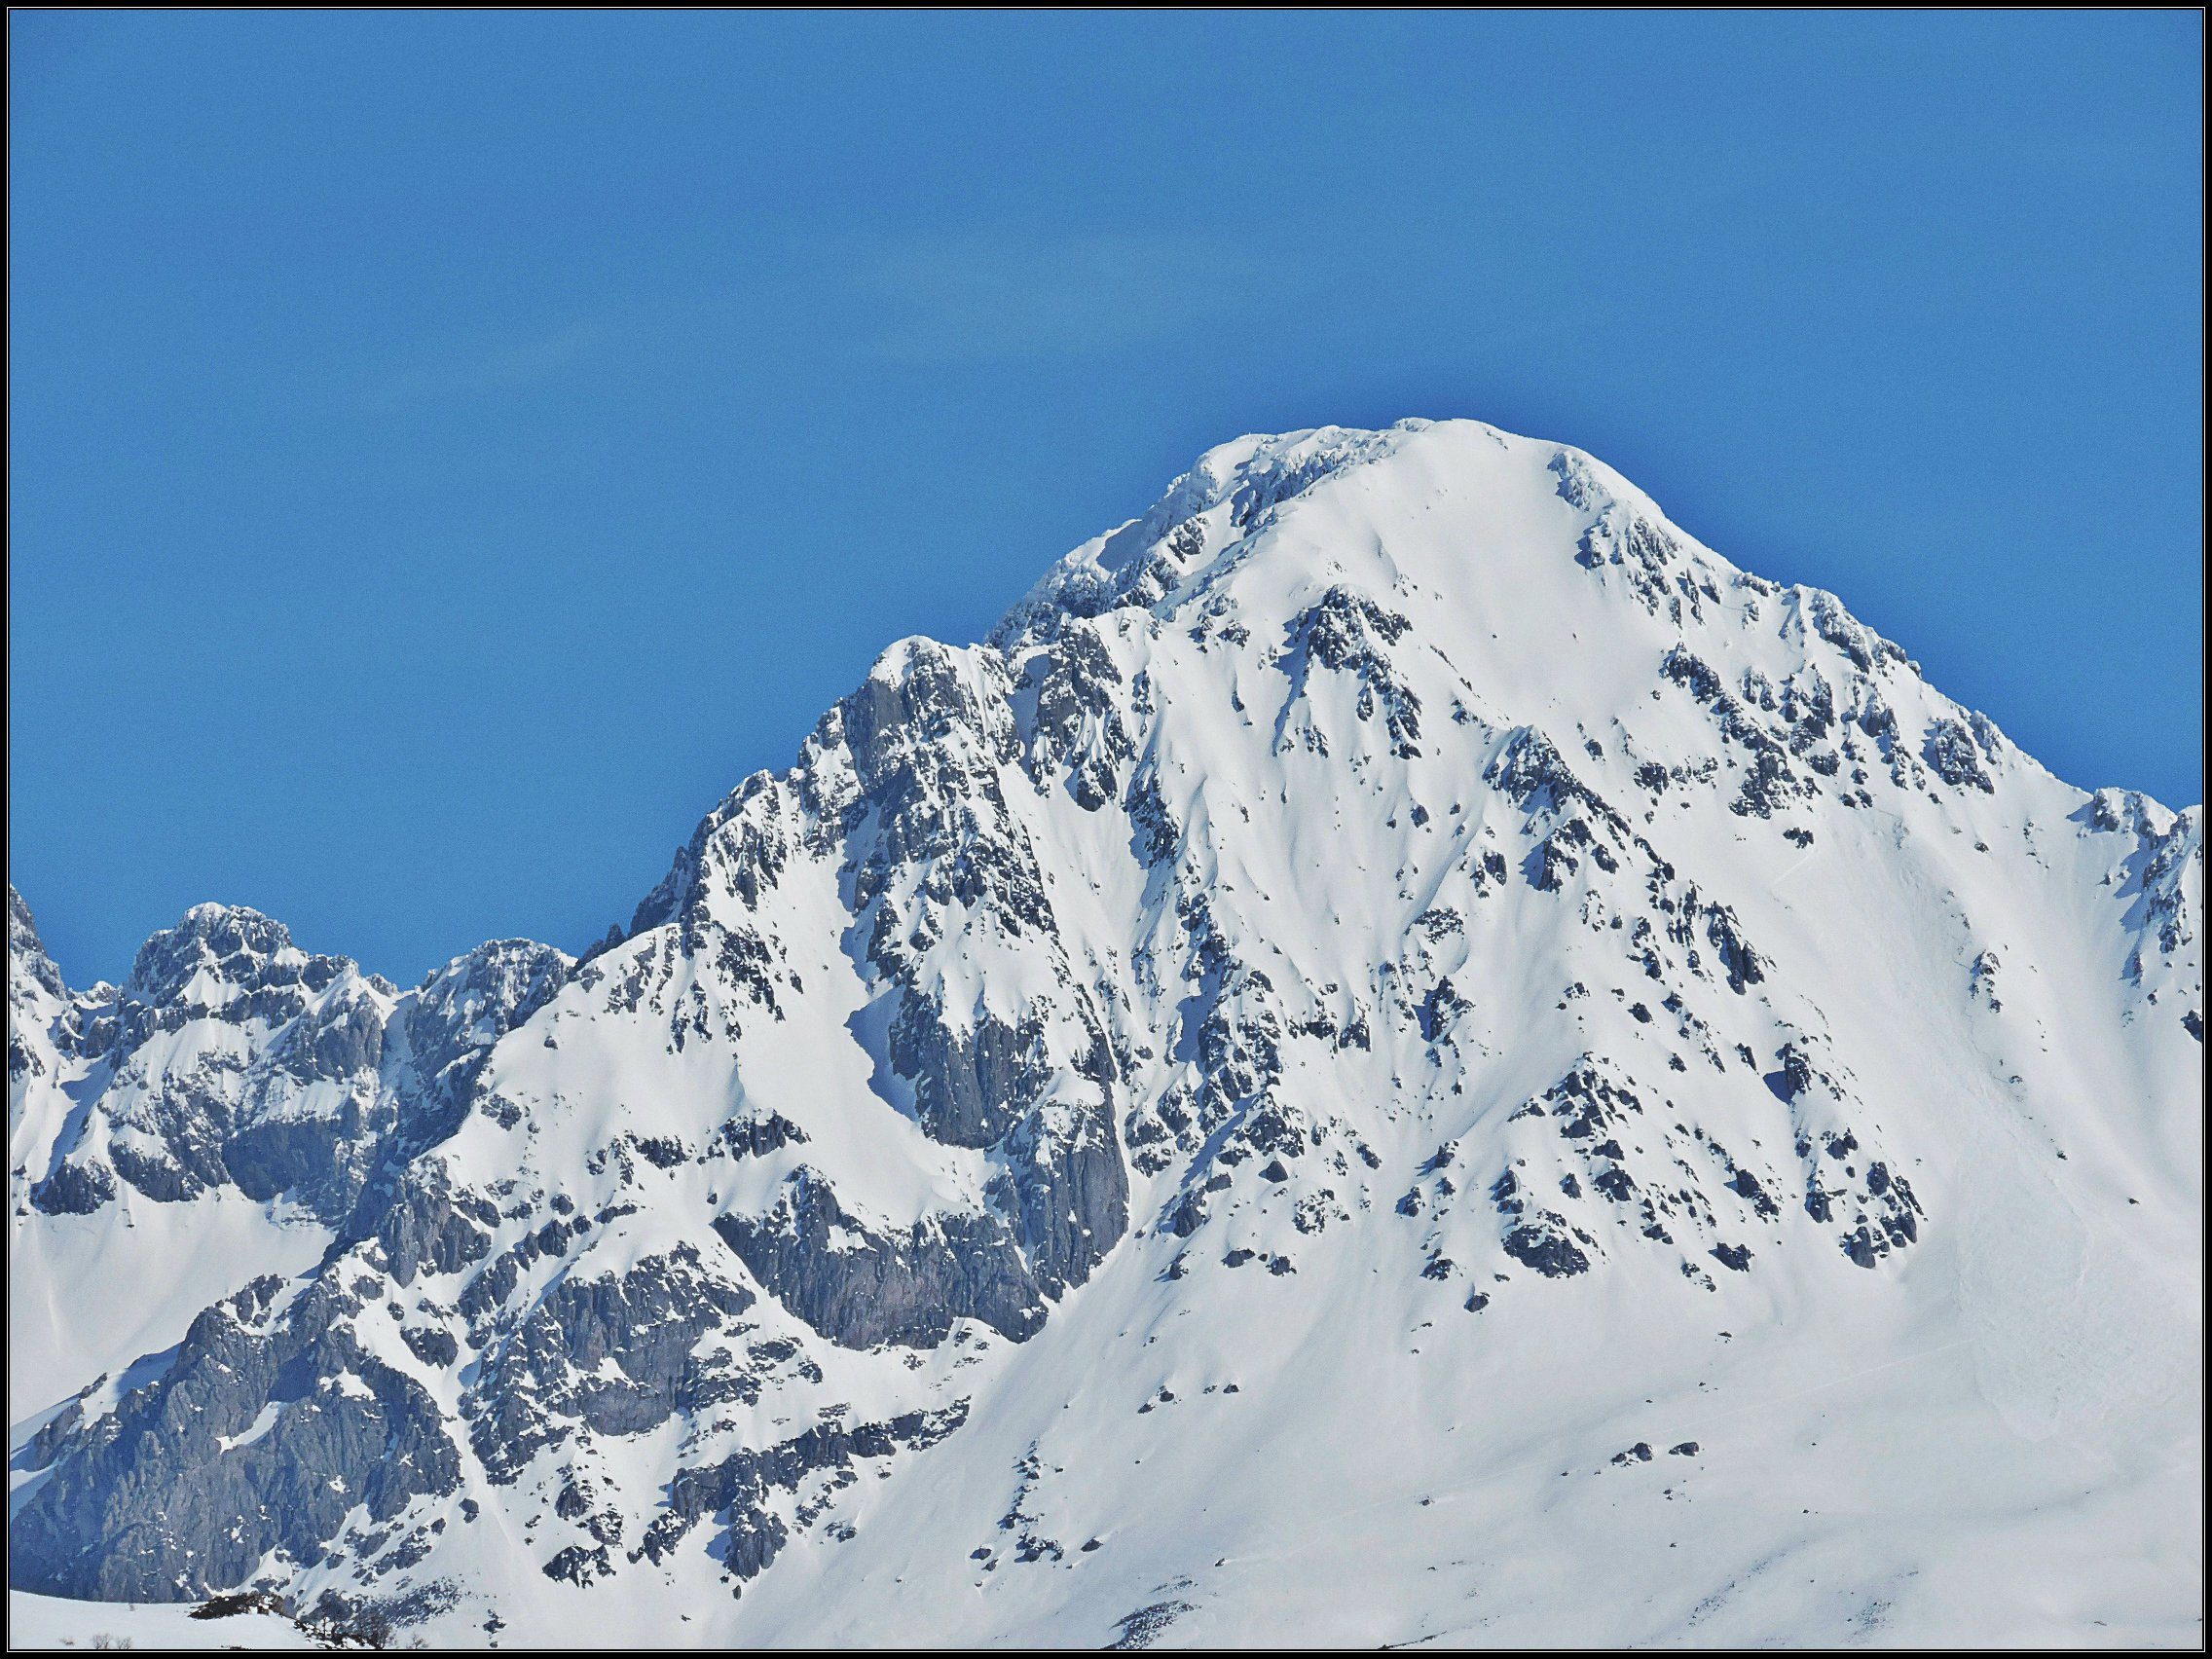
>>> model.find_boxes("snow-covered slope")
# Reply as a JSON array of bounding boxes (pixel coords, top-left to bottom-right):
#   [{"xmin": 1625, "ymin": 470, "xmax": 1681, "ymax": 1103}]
[
  {"xmin": 9, "ymin": 1588, "xmax": 320, "ymax": 1650},
  {"xmin": 9, "ymin": 419, "xmax": 2201, "ymax": 1646}
]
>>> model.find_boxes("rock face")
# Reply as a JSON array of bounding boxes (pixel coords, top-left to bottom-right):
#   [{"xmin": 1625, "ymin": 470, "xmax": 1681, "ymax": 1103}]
[
  {"xmin": 16, "ymin": 904, "xmax": 569, "ymax": 1228},
  {"xmin": 8, "ymin": 420, "xmax": 2202, "ymax": 1646}
]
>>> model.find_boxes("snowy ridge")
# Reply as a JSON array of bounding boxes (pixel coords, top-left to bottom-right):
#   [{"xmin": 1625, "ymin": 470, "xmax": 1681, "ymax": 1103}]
[{"xmin": 8, "ymin": 418, "xmax": 2201, "ymax": 1646}]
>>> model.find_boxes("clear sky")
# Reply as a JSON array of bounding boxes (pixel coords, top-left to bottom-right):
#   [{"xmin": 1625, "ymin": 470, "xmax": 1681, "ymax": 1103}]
[{"xmin": 9, "ymin": 10, "xmax": 2203, "ymax": 987}]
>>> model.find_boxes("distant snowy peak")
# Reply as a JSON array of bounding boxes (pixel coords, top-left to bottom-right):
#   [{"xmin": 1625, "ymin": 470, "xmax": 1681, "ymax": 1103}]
[
  {"xmin": 9, "ymin": 886, "xmax": 99, "ymax": 1198},
  {"xmin": 9, "ymin": 884, "xmax": 65, "ymax": 1001},
  {"xmin": 12, "ymin": 890, "xmax": 571, "ymax": 1230},
  {"xmin": 121, "ymin": 901, "xmax": 369, "ymax": 1014}
]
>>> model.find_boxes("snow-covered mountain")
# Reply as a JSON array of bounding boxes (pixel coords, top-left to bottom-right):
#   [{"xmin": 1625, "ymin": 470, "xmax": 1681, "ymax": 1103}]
[{"xmin": 9, "ymin": 419, "xmax": 2201, "ymax": 1646}]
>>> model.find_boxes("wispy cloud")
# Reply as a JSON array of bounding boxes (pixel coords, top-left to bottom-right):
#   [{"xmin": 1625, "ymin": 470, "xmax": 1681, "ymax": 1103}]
[
  {"xmin": 837, "ymin": 230, "xmax": 1295, "ymax": 364},
  {"xmin": 354, "ymin": 227, "xmax": 1305, "ymax": 407},
  {"xmin": 367, "ymin": 316, "xmax": 628, "ymax": 409}
]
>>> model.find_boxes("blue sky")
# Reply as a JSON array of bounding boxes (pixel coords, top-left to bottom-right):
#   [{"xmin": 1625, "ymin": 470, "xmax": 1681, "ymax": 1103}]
[{"xmin": 9, "ymin": 11, "xmax": 2203, "ymax": 985}]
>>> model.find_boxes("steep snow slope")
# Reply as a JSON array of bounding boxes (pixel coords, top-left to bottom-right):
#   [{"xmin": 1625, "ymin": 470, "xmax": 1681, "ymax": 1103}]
[{"xmin": 9, "ymin": 419, "xmax": 2200, "ymax": 1646}]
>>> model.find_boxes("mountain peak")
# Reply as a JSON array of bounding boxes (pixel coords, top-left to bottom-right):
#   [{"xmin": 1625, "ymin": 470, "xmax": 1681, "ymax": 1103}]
[
  {"xmin": 123, "ymin": 901, "xmax": 308, "ymax": 1002},
  {"xmin": 8, "ymin": 883, "xmax": 66, "ymax": 1000},
  {"xmin": 990, "ymin": 417, "xmax": 1705, "ymax": 658}
]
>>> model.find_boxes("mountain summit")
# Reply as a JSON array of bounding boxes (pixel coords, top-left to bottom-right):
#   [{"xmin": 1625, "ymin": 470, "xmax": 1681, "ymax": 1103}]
[{"xmin": 10, "ymin": 419, "xmax": 2201, "ymax": 1645}]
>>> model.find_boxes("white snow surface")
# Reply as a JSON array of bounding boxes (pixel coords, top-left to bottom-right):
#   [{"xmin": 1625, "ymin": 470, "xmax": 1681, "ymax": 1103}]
[
  {"xmin": 9, "ymin": 1590, "xmax": 318, "ymax": 1650},
  {"xmin": 7, "ymin": 418, "xmax": 2201, "ymax": 1646}
]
